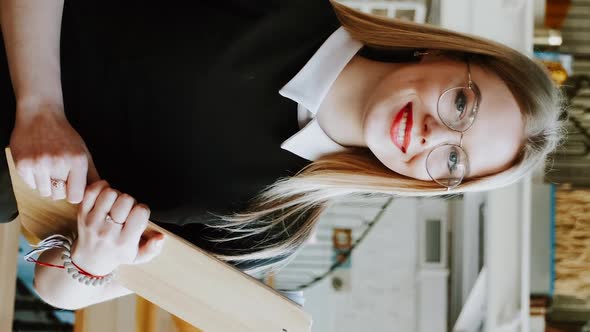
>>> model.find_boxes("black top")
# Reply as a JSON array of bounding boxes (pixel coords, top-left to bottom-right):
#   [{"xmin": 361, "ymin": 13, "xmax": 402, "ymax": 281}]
[{"xmin": 0, "ymin": 1, "xmax": 341, "ymax": 264}]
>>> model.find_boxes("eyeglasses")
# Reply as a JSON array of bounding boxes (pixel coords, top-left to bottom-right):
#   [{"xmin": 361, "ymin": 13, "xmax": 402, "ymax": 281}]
[{"xmin": 425, "ymin": 62, "xmax": 481, "ymax": 190}]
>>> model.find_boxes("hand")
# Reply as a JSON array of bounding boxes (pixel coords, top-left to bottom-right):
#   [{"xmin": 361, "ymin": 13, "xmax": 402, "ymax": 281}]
[
  {"xmin": 72, "ymin": 180, "xmax": 165, "ymax": 276},
  {"xmin": 9, "ymin": 102, "xmax": 100, "ymax": 203}
]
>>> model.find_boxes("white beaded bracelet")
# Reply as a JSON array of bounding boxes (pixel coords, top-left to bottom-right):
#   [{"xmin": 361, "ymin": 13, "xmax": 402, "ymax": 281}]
[
  {"xmin": 24, "ymin": 234, "xmax": 115, "ymax": 287},
  {"xmin": 62, "ymin": 249, "xmax": 115, "ymax": 286}
]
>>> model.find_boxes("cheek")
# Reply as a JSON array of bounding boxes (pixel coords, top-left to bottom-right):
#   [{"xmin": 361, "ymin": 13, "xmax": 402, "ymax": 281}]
[
  {"xmin": 361, "ymin": 82, "xmax": 418, "ymax": 149},
  {"xmin": 404, "ymin": 155, "xmax": 431, "ymax": 180},
  {"xmin": 365, "ymin": 65, "xmax": 426, "ymax": 109},
  {"xmin": 362, "ymin": 100, "xmax": 391, "ymax": 150},
  {"xmin": 383, "ymin": 154, "xmax": 431, "ymax": 181},
  {"xmin": 365, "ymin": 139, "xmax": 432, "ymax": 181}
]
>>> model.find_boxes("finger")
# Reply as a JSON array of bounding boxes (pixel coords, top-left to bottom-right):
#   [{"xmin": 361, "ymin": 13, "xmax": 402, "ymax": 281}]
[
  {"xmin": 50, "ymin": 179, "xmax": 68, "ymax": 201},
  {"xmin": 34, "ymin": 168, "xmax": 52, "ymax": 197},
  {"xmin": 79, "ymin": 180, "xmax": 109, "ymax": 222},
  {"xmin": 121, "ymin": 204, "xmax": 150, "ymax": 243},
  {"xmin": 85, "ymin": 187, "xmax": 119, "ymax": 229},
  {"xmin": 66, "ymin": 157, "xmax": 88, "ymax": 204},
  {"xmin": 86, "ymin": 155, "xmax": 101, "ymax": 184},
  {"xmin": 133, "ymin": 232, "xmax": 165, "ymax": 265},
  {"xmin": 50, "ymin": 164, "xmax": 69, "ymax": 201},
  {"xmin": 109, "ymin": 194, "xmax": 136, "ymax": 225},
  {"xmin": 97, "ymin": 213, "xmax": 121, "ymax": 238},
  {"xmin": 18, "ymin": 166, "xmax": 36, "ymax": 190},
  {"xmin": 93, "ymin": 187, "xmax": 120, "ymax": 217}
]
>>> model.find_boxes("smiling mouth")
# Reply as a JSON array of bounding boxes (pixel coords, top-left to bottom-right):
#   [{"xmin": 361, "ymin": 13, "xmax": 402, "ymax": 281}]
[{"xmin": 390, "ymin": 102, "xmax": 413, "ymax": 153}]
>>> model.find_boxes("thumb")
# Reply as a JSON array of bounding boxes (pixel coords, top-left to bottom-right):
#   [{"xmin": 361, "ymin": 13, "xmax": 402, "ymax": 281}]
[{"xmin": 133, "ymin": 231, "xmax": 165, "ymax": 265}]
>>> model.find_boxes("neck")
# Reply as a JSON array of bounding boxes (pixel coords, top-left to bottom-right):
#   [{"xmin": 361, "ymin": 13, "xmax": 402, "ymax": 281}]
[{"xmin": 317, "ymin": 55, "xmax": 398, "ymax": 148}]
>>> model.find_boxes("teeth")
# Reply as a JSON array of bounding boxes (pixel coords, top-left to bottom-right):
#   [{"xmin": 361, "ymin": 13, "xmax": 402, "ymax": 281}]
[{"xmin": 398, "ymin": 111, "xmax": 409, "ymax": 145}]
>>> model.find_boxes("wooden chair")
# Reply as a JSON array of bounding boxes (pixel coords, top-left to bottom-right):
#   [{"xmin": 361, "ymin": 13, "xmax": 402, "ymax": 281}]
[{"xmin": 0, "ymin": 216, "xmax": 20, "ymax": 332}]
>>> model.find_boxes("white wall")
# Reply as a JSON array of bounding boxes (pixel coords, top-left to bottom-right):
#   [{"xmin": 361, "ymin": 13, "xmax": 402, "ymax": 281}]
[
  {"xmin": 305, "ymin": 198, "xmax": 419, "ymax": 331},
  {"xmin": 441, "ymin": 0, "xmax": 534, "ymax": 53},
  {"xmin": 450, "ymin": 192, "xmax": 486, "ymax": 325}
]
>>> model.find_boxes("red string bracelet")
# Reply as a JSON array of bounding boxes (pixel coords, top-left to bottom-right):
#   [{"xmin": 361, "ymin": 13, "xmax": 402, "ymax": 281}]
[
  {"xmin": 26, "ymin": 257, "xmax": 106, "ymax": 278},
  {"xmin": 24, "ymin": 234, "xmax": 115, "ymax": 286},
  {"xmin": 70, "ymin": 260, "xmax": 109, "ymax": 279},
  {"xmin": 25, "ymin": 257, "xmax": 65, "ymax": 269}
]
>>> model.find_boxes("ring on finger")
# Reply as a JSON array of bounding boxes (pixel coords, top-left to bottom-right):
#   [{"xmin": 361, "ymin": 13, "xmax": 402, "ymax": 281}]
[
  {"xmin": 50, "ymin": 178, "xmax": 66, "ymax": 191},
  {"xmin": 105, "ymin": 213, "xmax": 125, "ymax": 226}
]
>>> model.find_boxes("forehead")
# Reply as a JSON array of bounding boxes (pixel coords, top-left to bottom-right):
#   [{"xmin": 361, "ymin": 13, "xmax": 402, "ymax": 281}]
[{"xmin": 462, "ymin": 64, "xmax": 524, "ymax": 177}]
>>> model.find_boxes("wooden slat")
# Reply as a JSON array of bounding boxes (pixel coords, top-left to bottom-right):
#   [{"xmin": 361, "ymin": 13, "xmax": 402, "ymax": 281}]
[
  {"xmin": 172, "ymin": 315, "xmax": 204, "ymax": 332},
  {"xmin": 136, "ymin": 297, "xmax": 159, "ymax": 332},
  {"xmin": 0, "ymin": 217, "xmax": 20, "ymax": 332},
  {"xmin": 76, "ymin": 295, "xmax": 136, "ymax": 332},
  {"xmin": 4, "ymin": 148, "xmax": 311, "ymax": 332},
  {"xmin": 73, "ymin": 309, "xmax": 86, "ymax": 332},
  {"xmin": 136, "ymin": 297, "xmax": 188, "ymax": 332}
]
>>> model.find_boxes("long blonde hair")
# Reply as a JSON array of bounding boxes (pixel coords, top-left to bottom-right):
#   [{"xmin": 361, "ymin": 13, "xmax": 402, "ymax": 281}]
[{"xmin": 211, "ymin": 1, "xmax": 565, "ymax": 274}]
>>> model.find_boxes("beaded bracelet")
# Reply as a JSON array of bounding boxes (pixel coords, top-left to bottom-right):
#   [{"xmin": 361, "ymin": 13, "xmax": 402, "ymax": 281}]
[
  {"xmin": 62, "ymin": 249, "xmax": 115, "ymax": 286},
  {"xmin": 24, "ymin": 234, "xmax": 115, "ymax": 287}
]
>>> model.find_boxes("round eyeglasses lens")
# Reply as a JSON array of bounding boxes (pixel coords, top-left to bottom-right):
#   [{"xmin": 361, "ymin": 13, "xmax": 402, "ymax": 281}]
[
  {"xmin": 437, "ymin": 87, "xmax": 478, "ymax": 132},
  {"xmin": 426, "ymin": 144, "xmax": 468, "ymax": 189}
]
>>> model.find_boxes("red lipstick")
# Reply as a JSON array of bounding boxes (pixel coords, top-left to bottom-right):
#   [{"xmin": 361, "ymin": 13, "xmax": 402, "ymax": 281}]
[{"xmin": 390, "ymin": 103, "xmax": 413, "ymax": 153}]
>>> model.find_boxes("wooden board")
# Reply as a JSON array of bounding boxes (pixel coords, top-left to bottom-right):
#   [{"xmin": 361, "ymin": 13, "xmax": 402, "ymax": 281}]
[
  {"xmin": 5, "ymin": 148, "xmax": 311, "ymax": 332},
  {"xmin": 0, "ymin": 217, "xmax": 20, "ymax": 332},
  {"xmin": 76, "ymin": 295, "xmax": 136, "ymax": 332}
]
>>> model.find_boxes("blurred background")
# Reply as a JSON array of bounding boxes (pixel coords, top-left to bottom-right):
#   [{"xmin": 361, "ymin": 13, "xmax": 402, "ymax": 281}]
[{"xmin": 2, "ymin": 0, "xmax": 590, "ymax": 331}]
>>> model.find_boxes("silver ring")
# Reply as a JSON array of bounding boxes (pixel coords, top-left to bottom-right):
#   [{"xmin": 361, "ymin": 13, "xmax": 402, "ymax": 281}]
[
  {"xmin": 50, "ymin": 178, "xmax": 66, "ymax": 191},
  {"xmin": 105, "ymin": 214, "xmax": 125, "ymax": 225}
]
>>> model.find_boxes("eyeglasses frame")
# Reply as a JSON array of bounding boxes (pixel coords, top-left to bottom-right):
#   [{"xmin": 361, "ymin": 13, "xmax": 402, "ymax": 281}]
[{"xmin": 425, "ymin": 61, "xmax": 481, "ymax": 190}]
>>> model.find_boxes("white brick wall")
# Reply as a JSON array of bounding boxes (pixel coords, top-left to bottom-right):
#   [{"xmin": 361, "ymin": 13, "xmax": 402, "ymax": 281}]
[{"xmin": 303, "ymin": 198, "xmax": 420, "ymax": 332}]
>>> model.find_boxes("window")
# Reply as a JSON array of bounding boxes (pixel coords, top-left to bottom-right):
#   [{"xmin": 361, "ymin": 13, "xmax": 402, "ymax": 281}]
[{"xmin": 425, "ymin": 219, "xmax": 442, "ymax": 263}]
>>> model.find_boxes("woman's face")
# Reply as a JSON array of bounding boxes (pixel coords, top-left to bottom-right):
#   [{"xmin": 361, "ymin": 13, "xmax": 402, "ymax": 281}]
[{"xmin": 362, "ymin": 57, "xmax": 524, "ymax": 182}]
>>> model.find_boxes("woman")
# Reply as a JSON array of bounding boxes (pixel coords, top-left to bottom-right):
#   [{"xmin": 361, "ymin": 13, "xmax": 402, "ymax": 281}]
[{"xmin": 0, "ymin": 0, "xmax": 563, "ymax": 309}]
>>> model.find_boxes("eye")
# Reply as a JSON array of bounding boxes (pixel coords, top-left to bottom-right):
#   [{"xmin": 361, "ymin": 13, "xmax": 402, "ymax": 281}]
[
  {"xmin": 454, "ymin": 90, "xmax": 467, "ymax": 115},
  {"xmin": 447, "ymin": 149, "xmax": 459, "ymax": 173}
]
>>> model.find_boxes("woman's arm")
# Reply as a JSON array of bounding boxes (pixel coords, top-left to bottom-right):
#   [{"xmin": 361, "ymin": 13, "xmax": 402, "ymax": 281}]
[
  {"xmin": 34, "ymin": 181, "xmax": 165, "ymax": 310},
  {"xmin": 0, "ymin": 0, "xmax": 99, "ymax": 202},
  {"xmin": 33, "ymin": 247, "xmax": 133, "ymax": 310},
  {"xmin": 0, "ymin": 0, "xmax": 64, "ymax": 109}
]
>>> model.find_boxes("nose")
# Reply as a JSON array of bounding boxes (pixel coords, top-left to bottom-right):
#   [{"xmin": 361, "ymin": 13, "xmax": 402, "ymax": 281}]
[{"xmin": 419, "ymin": 115, "xmax": 461, "ymax": 150}]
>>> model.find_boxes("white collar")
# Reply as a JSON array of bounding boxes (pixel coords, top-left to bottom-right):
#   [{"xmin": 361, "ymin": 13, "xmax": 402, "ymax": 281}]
[{"xmin": 279, "ymin": 27, "xmax": 363, "ymax": 161}]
